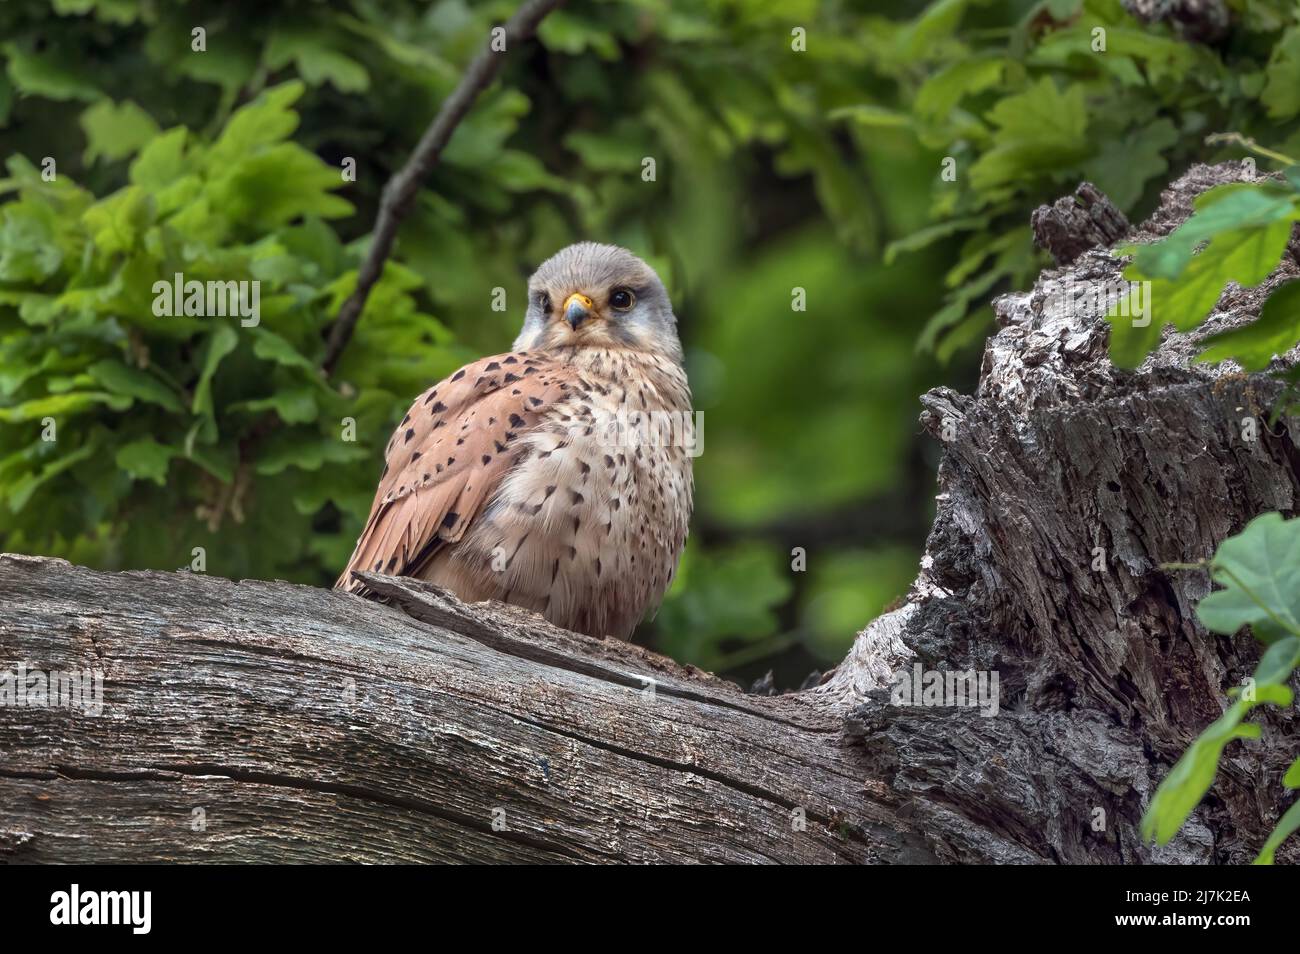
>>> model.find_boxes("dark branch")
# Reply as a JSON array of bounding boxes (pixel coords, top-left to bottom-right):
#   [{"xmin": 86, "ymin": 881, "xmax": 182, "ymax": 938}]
[{"xmin": 320, "ymin": 0, "xmax": 566, "ymax": 376}]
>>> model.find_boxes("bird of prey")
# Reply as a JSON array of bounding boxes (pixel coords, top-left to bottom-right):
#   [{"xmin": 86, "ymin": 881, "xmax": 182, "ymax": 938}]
[{"xmin": 337, "ymin": 243, "xmax": 694, "ymax": 640}]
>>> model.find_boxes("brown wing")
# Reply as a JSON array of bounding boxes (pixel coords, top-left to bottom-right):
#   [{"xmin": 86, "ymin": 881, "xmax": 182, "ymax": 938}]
[{"xmin": 336, "ymin": 351, "xmax": 577, "ymax": 591}]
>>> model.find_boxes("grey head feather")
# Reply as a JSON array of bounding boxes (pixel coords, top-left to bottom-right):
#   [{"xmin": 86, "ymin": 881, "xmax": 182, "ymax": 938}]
[{"xmin": 512, "ymin": 243, "xmax": 681, "ymax": 363}]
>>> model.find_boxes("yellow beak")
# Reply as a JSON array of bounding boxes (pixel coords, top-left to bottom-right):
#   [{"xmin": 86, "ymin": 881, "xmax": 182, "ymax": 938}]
[{"xmin": 562, "ymin": 292, "xmax": 593, "ymax": 329}]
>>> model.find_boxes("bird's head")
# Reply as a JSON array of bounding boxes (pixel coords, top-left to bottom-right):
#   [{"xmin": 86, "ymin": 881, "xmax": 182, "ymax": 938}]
[{"xmin": 513, "ymin": 243, "xmax": 682, "ymax": 363}]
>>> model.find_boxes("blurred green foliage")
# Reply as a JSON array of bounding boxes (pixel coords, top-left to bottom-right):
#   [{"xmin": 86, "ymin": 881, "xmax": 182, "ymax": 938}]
[
  {"xmin": 856, "ymin": 0, "xmax": 1300, "ymax": 360},
  {"xmin": 2, "ymin": 0, "xmax": 1295, "ymax": 682}
]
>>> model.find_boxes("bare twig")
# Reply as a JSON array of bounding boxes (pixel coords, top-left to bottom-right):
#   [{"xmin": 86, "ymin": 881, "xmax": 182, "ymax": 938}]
[
  {"xmin": 1203, "ymin": 132, "xmax": 1299, "ymax": 168},
  {"xmin": 321, "ymin": 0, "xmax": 566, "ymax": 376}
]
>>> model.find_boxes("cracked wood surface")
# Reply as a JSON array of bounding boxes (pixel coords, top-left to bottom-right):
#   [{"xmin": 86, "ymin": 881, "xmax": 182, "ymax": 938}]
[{"xmin": 0, "ymin": 553, "xmax": 933, "ymax": 864}]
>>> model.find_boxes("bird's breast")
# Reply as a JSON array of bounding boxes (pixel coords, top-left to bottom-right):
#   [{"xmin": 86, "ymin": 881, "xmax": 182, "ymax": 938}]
[{"xmin": 443, "ymin": 350, "xmax": 694, "ymax": 638}]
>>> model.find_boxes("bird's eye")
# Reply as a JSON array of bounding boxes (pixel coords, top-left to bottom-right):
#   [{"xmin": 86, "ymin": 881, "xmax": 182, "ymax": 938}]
[
  {"xmin": 610, "ymin": 288, "xmax": 635, "ymax": 310},
  {"xmin": 537, "ymin": 292, "xmax": 552, "ymax": 313}
]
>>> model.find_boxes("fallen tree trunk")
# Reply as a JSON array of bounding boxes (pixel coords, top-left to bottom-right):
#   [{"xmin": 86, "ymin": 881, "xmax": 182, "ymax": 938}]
[
  {"xmin": 2, "ymin": 162, "xmax": 1297, "ymax": 864},
  {"xmin": 1, "ymin": 562, "xmax": 925, "ymax": 863}
]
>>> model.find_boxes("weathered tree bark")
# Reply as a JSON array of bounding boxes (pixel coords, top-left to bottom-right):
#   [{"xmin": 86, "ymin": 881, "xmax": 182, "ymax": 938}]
[
  {"xmin": 1031, "ymin": 181, "xmax": 1130, "ymax": 266},
  {"xmin": 1122, "ymin": 0, "xmax": 1231, "ymax": 44},
  {"xmin": 2, "ymin": 162, "xmax": 1296, "ymax": 863}
]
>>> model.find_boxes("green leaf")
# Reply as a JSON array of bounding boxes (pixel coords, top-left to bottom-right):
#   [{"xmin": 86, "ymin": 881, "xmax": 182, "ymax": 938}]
[
  {"xmin": 1142, "ymin": 638, "xmax": 1300, "ymax": 846},
  {"xmin": 0, "ymin": 202, "xmax": 63, "ymax": 282},
  {"xmin": 1109, "ymin": 218, "xmax": 1296, "ymax": 368},
  {"xmin": 969, "ymin": 78, "xmax": 1088, "ymax": 192},
  {"xmin": 231, "ymin": 387, "xmax": 318, "ymax": 424},
  {"xmin": 898, "ymin": 0, "xmax": 972, "ymax": 58},
  {"xmin": 1143, "ymin": 697, "xmax": 1262, "ymax": 845},
  {"xmin": 920, "ymin": 267, "xmax": 1002, "ymax": 353},
  {"xmin": 1197, "ymin": 280, "xmax": 1300, "ymax": 371},
  {"xmin": 80, "ymin": 99, "xmax": 160, "ymax": 164},
  {"xmin": 936, "ymin": 306, "xmax": 993, "ymax": 364},
  {"xmin": 153, "ymin": 28, "xmax": 257, "ymax": 93},
  {"xmin": 208, "ymin": 143, "xmax": 351, "ymax": 226},
  {"xmin": 191, "ymin": 324, "xmax": 239, "ymax": 429},
  {"xmin": 249, "ymin": 328, "xmax": 319, "ymax": 372},
  {"xmin": 1196, "ymin": 514, "xmax": 1300, "ymax": 639},
  {"xmin": 1284, "ymin": 756, "xmax": 1300, "ymax": 790},
  {"xmin": 1255, "ymin": 799, "xmax": 1300, "ymax": 864},
  {"xmin": 885, "ymin": 216, "xmax": 988, "ymax": 265},
  {"xmin": 255, "ymin": 431, "xmax": 368, "ymax": 475},
  {"xmin": 129, "ymin": 127, "xmax": 189, "ymax": 189},
  {"xmin": 562, "ymin": 128, "xmax": 654, "ymax": 173},
  {"xmin": 486, "ymin": 150, "xmax": 568, "ymax": 193},
  {"xmin": 1131, "ymin": 185, "xmax": 1298, "ymax": 281},
  {"xmin": 88, "ymin": 360, "xmax": 185, "ymax": 412},
  {"xmin": 1262, "ymin": 27, "xmax": 1300, "ymax": 122},
  {"xmin": 264, "ymin": 31, "xmax": 370, "ymax": 93},
  {"xmin": 914, "ymin": 57, "xmax": 1004, "ymax": 122},
  {"xmin": 3, "ymin": 42, "xmax": 102, "ymax": 101},
  {"xmin": 828, "ymin": 104, "xmax": 912, "ymax": 128},
  {"xmin": 537, "ymin": 11, "xmax": 620, "ymax": 59},
  {"xmin": 51, "ymin": 0, "xmax": 141, "ymax": 23},
  {"xmin": 81, "ymin": 186, "xmax": 155, "ymax": 255},
  {"xmin": 208, "ymin": 81, "xmax": 305, "ymax": 168},
  {"xmin": 655, "ymin": 544, "xmax": 795, "ymax": 670},
  {"xmin": 7, "ymin": 440, "xmax": 97, "ymax": 512},
  {"xmin": 116, "ymin": 437, "xmax": 175, "ymax": 485},
  {"xmin": 1084, "ymin": 119, "xmax": 1177, "ymax": 211},
  {"xmin": 1165, "ymin": 220, "xmax": 1294, "ymax": 328},
  {"xmin": 1144, "ymin": 511, "xmax": 1300, "ymax": 847},
  {"xmin": 0, "ymin": 391, "xmax": 131, "ymax": 422},
  {"xmin": 186, "ymin": 441, "xmax": 236, "ymax": 483}
]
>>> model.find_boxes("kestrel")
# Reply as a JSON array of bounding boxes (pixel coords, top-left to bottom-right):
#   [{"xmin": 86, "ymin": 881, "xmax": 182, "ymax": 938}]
[{"xmin": 337, "ymin": 243, "xmax": 694, "ymax": 639}]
